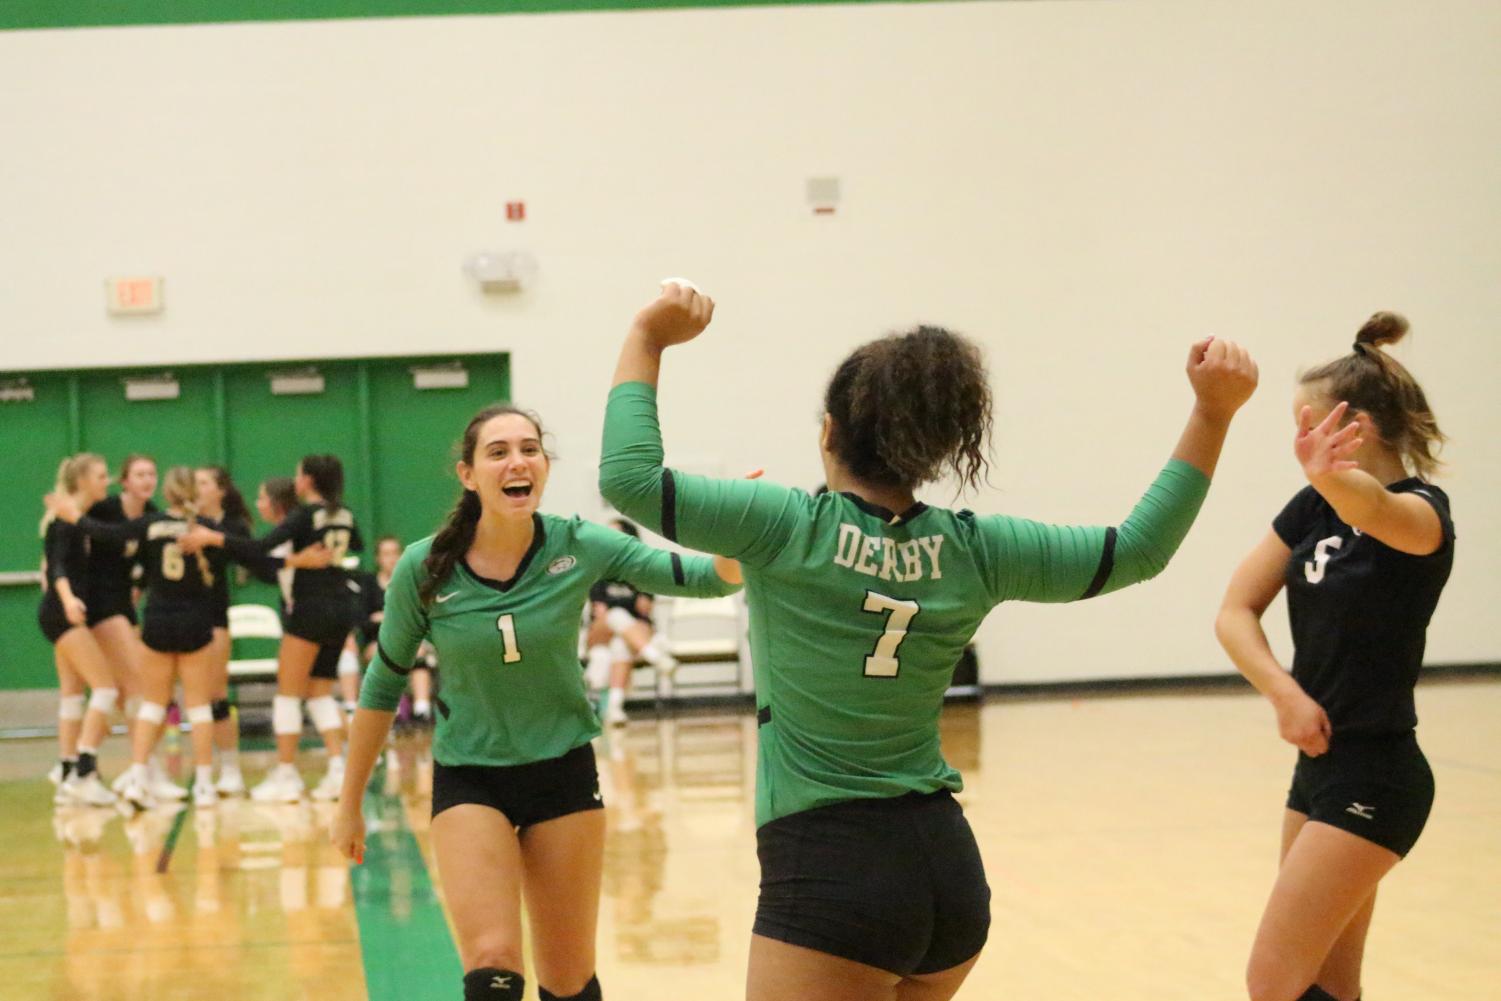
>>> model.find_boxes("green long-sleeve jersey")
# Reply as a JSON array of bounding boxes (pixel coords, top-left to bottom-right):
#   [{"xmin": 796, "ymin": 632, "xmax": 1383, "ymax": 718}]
[
  {"xmin": 600, "ymin": 382, "xmax": 1211, "ymax": 826},
  {"xmin": 360, "ymin": 512, "xmax": 739, "ymax": 766}
]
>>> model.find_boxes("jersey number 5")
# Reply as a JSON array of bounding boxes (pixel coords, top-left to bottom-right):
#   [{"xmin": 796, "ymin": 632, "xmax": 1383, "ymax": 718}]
[
  {"xmin": 1304, "ymin": 535, "xmax": 1343, "ymax": 585},
  {"xmin": 862, "ymin": 591, "xmax": 920, "ymax": 678},
  {"xmin": 496, "ymin": 614, "xmax": 523, "ymax": 664}
]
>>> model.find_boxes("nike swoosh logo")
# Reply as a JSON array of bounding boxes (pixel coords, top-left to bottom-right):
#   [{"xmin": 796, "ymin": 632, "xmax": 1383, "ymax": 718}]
[{"xmin": 435, "ymin": 592, "xmax": 459, "ymax": 603}]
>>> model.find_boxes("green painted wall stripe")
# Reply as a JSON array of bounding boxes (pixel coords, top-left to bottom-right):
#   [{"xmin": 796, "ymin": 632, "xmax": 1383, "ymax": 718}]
[
  {"xmin": 352, "ymin": 775, "xmax": 464, "ymax": 998},
  {"xmin": 5, "ymin": 0, "xmax": 953, "ymax": 32}
]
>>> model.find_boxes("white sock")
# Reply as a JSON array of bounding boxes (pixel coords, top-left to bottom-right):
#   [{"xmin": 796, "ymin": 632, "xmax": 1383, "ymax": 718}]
[
  {"xmin": 195, "ymin": 765, "xmax": 213, "ymax": 786},
  {"xmin": 129, "ymin": 762, "xmax": 149, "ymax": 782},
  {"xmin": 413, "ymin": 698, "xmax": 431, "ymax": 716},
  {"xmin": 607, "ymin": 687, "xmax": 626, "ymax": 713},
  {"xmin": 585, "ymin": 644, "xmax": 613, "ymax": 690}
]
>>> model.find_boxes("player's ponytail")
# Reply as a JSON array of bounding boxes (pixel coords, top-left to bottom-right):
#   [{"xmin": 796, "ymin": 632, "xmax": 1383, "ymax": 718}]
[
  {"xmin": 163, "ymin": 465, "xmax": 214, "ymax": 585},
  {"xmin": 41, "ymin": 453, "xmax": 106, "ymax": 535},
  {"xmin": 299, "ymin": 454, "xmax": 345, "ymax": 512},
  {"xmin": 823, "ymin": 326, "xmax": 993, "ymax": 493},
  {"xmin": 1300, "ymin": 311, "xmax": 1446, "ymax": 479},
  {"xmin": 419, "ymin": 404, "xmax": 548, "ymax": 605}
]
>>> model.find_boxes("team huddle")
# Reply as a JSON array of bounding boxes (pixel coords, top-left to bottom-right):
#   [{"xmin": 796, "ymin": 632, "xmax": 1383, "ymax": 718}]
[{"xmin": 36, "ymin": 286, "xmax": 1454, "ymax": 1001}]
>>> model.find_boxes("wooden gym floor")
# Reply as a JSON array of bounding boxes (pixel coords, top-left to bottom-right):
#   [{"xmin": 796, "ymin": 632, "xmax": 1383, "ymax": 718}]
[{"xmin": 1, "ymin": 677, "xmax": 1496, "ymax": 1000}]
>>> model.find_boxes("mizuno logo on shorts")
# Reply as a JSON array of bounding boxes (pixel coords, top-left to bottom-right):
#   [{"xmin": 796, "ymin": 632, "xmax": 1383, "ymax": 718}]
[{"xmin": 1346, "ymin": 802, "xmax": 1376, "ymax": 820}]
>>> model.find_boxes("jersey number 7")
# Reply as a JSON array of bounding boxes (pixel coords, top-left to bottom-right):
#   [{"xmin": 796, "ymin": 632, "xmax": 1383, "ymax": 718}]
[{"xmin": 862, "ymin": 591, "xmax": 920, "ymax": 678}]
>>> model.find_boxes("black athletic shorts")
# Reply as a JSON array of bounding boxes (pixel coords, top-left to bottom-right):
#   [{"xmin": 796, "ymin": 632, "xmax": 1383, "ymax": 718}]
[
  {"xmin": 754, "ymin": 789, "xmax": 991, "ymax": 976},
  {"xmin": 211, "ymin": 601, "xmax": 229, "ymax": 630},
  {"xmin": 284, "ymin": 605, "xmax": 356, "ymax": 647},
  {"xmin": 38, "ymin": 595, "xmax": 73, "ymax": 645},
  {"xmin": 431, "ymin": 743, "xmax": 603, "ymax": 830},
  {"xmin": 86, "ymin": 587, "xmax": 138, "ymax": 627},
  {"xmin": 141, "ymin": 607, "xmax": 214, "ymax": 654},
  {"xmin": 310, "ymin": 642, "xmax": 343, "ymax": 680},
  {"xmin": 1287, "ymin": 731, "xmax": 1434, "ymax": 858}
]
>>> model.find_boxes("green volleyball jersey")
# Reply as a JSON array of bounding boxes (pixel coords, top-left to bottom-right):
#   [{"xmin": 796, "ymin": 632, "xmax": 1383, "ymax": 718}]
[
  {"xmin": 359, "ymin": 512, "xmax": 738, "ymax": 766},
  {"xmin": 600, "ymin": 382, "xmax": 1211, "ymax": 826}
]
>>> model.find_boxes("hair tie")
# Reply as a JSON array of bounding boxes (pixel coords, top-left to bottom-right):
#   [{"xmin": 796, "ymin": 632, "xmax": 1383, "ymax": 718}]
[{"xmin": 1352, "ymin": 341, "xmax": 1369, "ymax": 356}]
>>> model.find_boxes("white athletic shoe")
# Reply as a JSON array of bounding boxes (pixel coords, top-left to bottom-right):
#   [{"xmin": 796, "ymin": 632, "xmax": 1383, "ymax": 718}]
[
  {"xmin": 149, "ymin": 760, "xmax": 188, "ymax": 801},
  {"xmin": 191, "ymin": 779, "xmax": 219, "ymax": 809},
  {"xmin": 47, "ymin": 761, "xmax": 64, "ymax": 786},
  {"xmin": 215, "ymin": 768, "xmax": 247, "ymax": 797},
  {"xmin": 310, "ymin": 758, "xmax": 345, "ymax": 802},
  {"xmin": 117, "ymin": 769, "xmax": 156, "ymax": 812},
  {"xmin": 62, "ymin": 772, "xmax": 119, "ymax": 808},
  {"xmin": 604, "ymin": 701, "xmax": 629, "ymax": 727},
  {"xmin": 251, "ymin": 765, "xmax": 305, "ymax": 803}
]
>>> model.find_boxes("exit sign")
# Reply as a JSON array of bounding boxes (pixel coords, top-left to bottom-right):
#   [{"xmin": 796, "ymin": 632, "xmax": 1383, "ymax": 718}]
[{"xmin": 106, "ymin": 276, "xmax": 164, "ymax": 315}]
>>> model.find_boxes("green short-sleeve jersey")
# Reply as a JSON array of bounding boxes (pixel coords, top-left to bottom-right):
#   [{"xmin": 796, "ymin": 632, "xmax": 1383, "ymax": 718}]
[
  {"xmin": 600, "ymin": 382, "xmax": 1211, "ymax": 825},
  {"xmin": 359, "ymin": 512, "xmax": 738, "ymax": 767}
]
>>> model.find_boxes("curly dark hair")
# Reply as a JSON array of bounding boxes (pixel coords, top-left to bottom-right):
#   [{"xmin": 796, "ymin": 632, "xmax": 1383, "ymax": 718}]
[{"xmin": 823, "ymin": 325, "xmax": 993, "ymax": 493}]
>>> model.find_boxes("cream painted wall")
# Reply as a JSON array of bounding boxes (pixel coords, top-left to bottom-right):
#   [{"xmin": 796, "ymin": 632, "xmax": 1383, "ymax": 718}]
[{"xmin": 2, "ymin": 0, "xmax": 1497, "ymax": 682}]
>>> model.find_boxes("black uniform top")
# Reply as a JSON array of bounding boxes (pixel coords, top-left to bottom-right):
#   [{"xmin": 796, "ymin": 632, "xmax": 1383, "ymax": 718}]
[
  {"xmin": 1274, "ymin": 479, "xmax": 1455, "ymax": 736},
  {"xmin": 42, "ymin": 519, "xmax": 89, "ymax": 599},
  {"xmin": 78, "ymin": 511, "xmax": 227, "ymax": 616},
  {"xmin": 589, "ymin": 578, "xmax": 653, "ymax": 624},
  {"xmin": 83, "ymin": 495, "xmax": 157, "ymax": 598},
  {"xmin": 214, "ymin": 514, "xmax": 281, "ymax": 614},
  {"xmin": 355, "ymin": 570, "xmax": 385, "ymax": 648},
  {"xmin": 220, "ymin": 502, "xmax": 364, "ymax": 614}
]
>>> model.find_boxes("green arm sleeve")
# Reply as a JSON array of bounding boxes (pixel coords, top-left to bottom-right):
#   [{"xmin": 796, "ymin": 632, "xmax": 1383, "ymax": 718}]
[
  {"xmin": 598, "ymin": 382, "xmax": 802, "ymax": 568},
  {"xmin": 359, "ymin": 548, "xmax": 430, "ymax": 711},
  {"xmin": 983, "ymin": 459, "xmax": 1211, "ymax": 604},
  {"xmin": 585, "ymin": 522, "xmax": 739, "ymax": 599}
]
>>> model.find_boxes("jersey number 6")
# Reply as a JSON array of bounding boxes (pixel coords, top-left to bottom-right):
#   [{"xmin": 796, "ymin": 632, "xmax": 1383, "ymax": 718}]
[{"xmin": 862, "ymin": 591, "xmax": 920, "ymax": 678}]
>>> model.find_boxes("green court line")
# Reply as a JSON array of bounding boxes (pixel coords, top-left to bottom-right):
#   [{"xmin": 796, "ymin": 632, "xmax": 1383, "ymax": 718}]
[
  {"xmin": 4, "ymin": 0, "xmax": 957, "ymax": 32},
  {"xmin": 153, "ymin": 803, "xmax": 190, "ymax": 873},
  {"xmin": 351, "ymin": 771, "xmax": 464, "ymax": 999}
]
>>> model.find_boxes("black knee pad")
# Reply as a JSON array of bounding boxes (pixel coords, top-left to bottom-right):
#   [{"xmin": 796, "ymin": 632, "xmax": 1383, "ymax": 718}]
[
  {"xmin": 1297, "ymin": 987, "xmax": 1340, "ymax": 1001},
  {"xmin": 539, "ymin": 974, "xmax": 601, "ymax": 1001},
  {"xmin": 463, "ymin": 968, "xmax": 525, "ymax": 1001},
  {"xmin": 211, "ymin": 699, "xmax": 232, "ymax": 722}
]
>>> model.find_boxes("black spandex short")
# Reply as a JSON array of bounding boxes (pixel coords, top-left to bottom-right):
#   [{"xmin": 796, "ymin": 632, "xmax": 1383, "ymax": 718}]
[
  {"xmin": 211, "ymin": 601, "xmax": 229, "ymax": 630},
  {"xmin": 85, "ymin": 588, "xmax": 138, "ymax": 627},
  {"xmin": 1286, "ymin": 731, "xmax": 1434, "ymax": 858},
  {"xmin": 38, "ymin": 595, "xmax": 73, "ymax": 645},
  {"xmin": 754, "ymin": 789, "xmax": 991, "ymax": 976},
  {"xmin": 310, "ymin": 642, "xmax": 343, "ymax": 680},
  {"xmin": 284, "ymin": 604, "xmax": 356, "ymax": 647},
  {"xmin": 431, "ymin": 743, "xmax": 603, "ymax": 830},
  {"xmin": 141, "ymin": 608, "xmax": 214, "ymax": 654}
]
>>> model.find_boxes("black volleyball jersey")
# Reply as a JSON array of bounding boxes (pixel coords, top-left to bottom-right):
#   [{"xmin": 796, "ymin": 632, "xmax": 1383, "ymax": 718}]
[
  {"xmin": 589, "ymin": 579, "xmax": 653, "ymax": 623},
  {"xmin": 1274, "ymin": 479, "xmax": 1455, "ymax": 736},
  {"xmin": 83, "ymin": 496, "xmax": 157, "ymax": 597},
  {"xmin": 355, "ymin": 570, "xmax": 385, "ymax": 647},
  {"xmin": 42, "ymin": 519, "xmax": 89, "ymax": 597},
  {"xmin": 78, "ymin": 511, "xmax": 225, "ymax": 615},
  {"xmin": 213, "ymin": 515, "xmax": 281, "ymax": 613},
  {"xmin": 221, "ymin": 503, "xmax": 364, "ymax": 614}
]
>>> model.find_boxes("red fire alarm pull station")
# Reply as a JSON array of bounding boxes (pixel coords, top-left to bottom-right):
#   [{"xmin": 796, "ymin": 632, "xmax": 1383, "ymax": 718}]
[{"xmin": 506, "ymin": 202, "xmax": 526, "ymax": 221}]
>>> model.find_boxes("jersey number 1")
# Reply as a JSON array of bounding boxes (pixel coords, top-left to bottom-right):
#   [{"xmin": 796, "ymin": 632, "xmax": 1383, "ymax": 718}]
[
  {"xmin": 862, "ymin": 591, "xmax": 920, "ymax": 678},
  {"xmin": 496, "ymin": 614, "xmax": 523, "ymax": 664}
]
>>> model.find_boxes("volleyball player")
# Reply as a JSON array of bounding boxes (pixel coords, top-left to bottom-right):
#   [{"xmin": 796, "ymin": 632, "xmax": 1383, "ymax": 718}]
[
  {"xmin": 53, "ymin": 467, "xmax": 232, "ymax": 808},
  {"xmin": 357, "ymin": 535, "xmax": 437, "ymax": 728},
  {"xmin": 582, "ymin": 517, "xmax": 677, "ymax": 726},
  {"xmin": 329, "ymin": 404, "xmax": 743, "ymax": 1001},
  {"xmin": 1215, "ymin": 313, "xmax": 1453, "ymax": 1001},
  {"xmin": 599, "ymin": 282, "xmax": 1258, "ymax": 1001},
  {"xmin": 195, "ymin": 465, "xmax": 300, "ymax": 796},
  {"xmin": 40, "ymin": 454, "xmax": 119, "ymax": 807},
  {"xmin": 83, "ymin": 454, "xmax": 181, "ymax": 800},
  {"xmin": 183, "ymin": 455, "xmax": 362, "ymax": 802}
]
